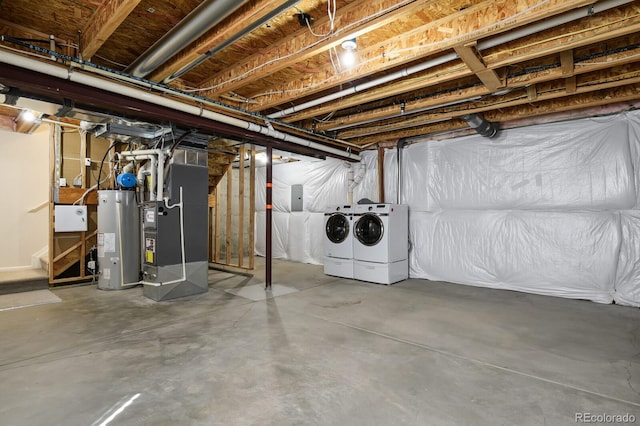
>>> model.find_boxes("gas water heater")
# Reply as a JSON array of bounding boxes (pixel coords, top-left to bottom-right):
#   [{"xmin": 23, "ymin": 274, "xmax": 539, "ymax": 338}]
[{"xmin": 97, "ymin": 189, "xmax": 140, "ymax": 290}]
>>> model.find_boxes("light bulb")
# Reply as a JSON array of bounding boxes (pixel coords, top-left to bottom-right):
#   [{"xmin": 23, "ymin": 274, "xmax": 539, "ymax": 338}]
[
  {"xmin": 342, "ymin": 49, "xmax": 356, "ymax": 68},
  {"xmin": 21, "ymin": 110, "xmax": 36, "ymax": 122}
]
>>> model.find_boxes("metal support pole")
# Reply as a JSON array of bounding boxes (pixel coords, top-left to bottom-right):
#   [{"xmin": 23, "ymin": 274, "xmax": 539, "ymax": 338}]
[{"xmin": 265, "ymin": 145, "xmax": 273, "ymax": 290}]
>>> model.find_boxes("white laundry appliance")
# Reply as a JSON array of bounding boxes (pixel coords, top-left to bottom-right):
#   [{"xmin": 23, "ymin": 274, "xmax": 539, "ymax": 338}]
[
  {"xmin": 323, "ymin": 205, "xmax": 354, "ymax": 278},
  {"xmin": 353, "ymin": 203, "xmax": 409, "ymax": 284}
]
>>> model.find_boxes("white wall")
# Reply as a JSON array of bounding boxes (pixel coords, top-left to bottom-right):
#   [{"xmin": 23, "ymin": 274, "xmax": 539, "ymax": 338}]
[{"xmin": 0, "ymin": 125, "xmax": 50, "ymax": 269}]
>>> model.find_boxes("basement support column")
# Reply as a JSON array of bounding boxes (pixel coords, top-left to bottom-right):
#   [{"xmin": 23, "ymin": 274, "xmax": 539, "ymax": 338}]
[{"xmin": 265, "ymin": 145, "xmax": 273, "ymax": 290}]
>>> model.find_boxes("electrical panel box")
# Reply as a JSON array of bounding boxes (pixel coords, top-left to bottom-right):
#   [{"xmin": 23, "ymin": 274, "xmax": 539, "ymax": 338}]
[
  {"xmin": 291, "ymin": 184, "xmax": 303, "ymax": 212},
  {"xmin": 54, "ymin": 205, "xmax": 88, "ymax": 232}
]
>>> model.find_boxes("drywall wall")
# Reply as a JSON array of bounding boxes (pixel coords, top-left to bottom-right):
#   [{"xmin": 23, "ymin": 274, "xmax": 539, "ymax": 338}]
[{"xmin": 0, "ymin": 125, "xmax": 49, "ymax": 269}]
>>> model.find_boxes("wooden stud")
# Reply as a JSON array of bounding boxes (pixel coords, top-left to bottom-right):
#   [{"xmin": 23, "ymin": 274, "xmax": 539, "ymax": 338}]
[
  {"xmin": 527, "ymin": 85, "xmax": 538, "ymax": 102},
  {"xmin": 561, "ymin": 50, "xmax": 574, "ymax": 76},
  {"xmin": 249, "ymin": 147, "xmax": 256, "ymax": 270},
  {"xmin": 565, "ymin": 76, "xmax": 577, "ymax": 93},
  {"xmin": 48, "ymin": 124, "xmax": 55, "ymax": 285},
  {"xmin": 238, "ymin": 147, "xmax": 245, "ymax": 268},
  {"xmin": 225, "ymin": 163, "xmax": 233, "ymax": 266},
  {"xmin": 215, "ymin": 187, "xmax": 221, "ymax": 264}
]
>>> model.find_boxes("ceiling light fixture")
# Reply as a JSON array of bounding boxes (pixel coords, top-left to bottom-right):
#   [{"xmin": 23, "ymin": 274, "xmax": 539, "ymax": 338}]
[
  {"xmin": 341, "ymin": 38, "xmax": 357, "ymax": 68},
  {"xmin": 20, "ymin": 109, "xmax": 36, "ymax": 122}
]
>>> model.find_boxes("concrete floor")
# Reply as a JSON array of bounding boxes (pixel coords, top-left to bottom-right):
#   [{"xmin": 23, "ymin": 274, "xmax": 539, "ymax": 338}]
[{"xmin": 0, "ymin": 259, "xmax": 639, "ymax": 425}]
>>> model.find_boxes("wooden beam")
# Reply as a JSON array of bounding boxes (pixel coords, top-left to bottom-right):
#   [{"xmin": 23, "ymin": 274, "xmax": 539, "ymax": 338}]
[
  {"xmin": 349, "ymin": 80, "xmax": 640, "ymax": 145},
  {"xmin": 248, "ymin": 0, "xmax": 595, "ymax": 112},
  {"xmin": 214, "ymin": 187, "xmax": 221, "ymax": 264},
  {"xmin": 527, "ymin": 85, "xmax": 538, "ymax": 101},
  {"xmin": 57, "ymin": 187, "xmax": 98, "ymax": 205},
  {"xmin": 249, "ymin": 147, "xmax": 256, "ymax": 270},
  {"xmin": 81, "ymin": 0, "xmax": 142, "ymax": 59},
  {"xmin": 454, "ymin": 42, "xmax": 502, "ymax": 91},
  {"xmin": 225, "ymin": 164, "xmax": 233, "ymax": 265},
  {"xmin": 315, "ymin": 44, "xmax": 640, "ymax": 133},
  {"xmin": 286, "ymin": 6, "xmax": 640, "ymax": 124},
  {"xmin": 198, "ymin": 0, "xmax": 446, "ymax": 97},
  {"xmin": 238, "ymin": 147, "xmax": 245, "ymax": 268},
  {"xmin": 561, "ymin": 50, "xmax": 574, "ymax": 76},
  {"xmin": 565, "ymin": 76, "xmax": 577, "ymax": 93}
]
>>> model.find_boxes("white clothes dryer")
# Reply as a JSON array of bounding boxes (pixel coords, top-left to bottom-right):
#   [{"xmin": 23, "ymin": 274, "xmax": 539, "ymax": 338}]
[{"xmin": 353, "ymin": 204, "xmax": 408, "ymax": 263}]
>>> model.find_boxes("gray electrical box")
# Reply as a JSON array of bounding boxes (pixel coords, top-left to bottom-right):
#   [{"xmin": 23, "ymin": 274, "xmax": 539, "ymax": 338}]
[{"xmin": 291, "ymin": 184, "xmax": 303, "ymax": 212}]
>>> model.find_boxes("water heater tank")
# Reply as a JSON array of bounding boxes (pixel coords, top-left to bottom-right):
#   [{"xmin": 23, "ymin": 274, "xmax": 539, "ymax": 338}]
[{"xmin": 97, "ymin": 190, "xmax": 140, "ymax": 290}]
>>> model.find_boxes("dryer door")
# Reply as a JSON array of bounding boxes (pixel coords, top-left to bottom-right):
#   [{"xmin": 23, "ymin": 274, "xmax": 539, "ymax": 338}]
[
  {"xmin": 326, "ymin": 213, "xmax": 350, "ymax": 244},
  {"xmin": 355, "ymin": 214, "xmax": 384, "ymax": 246}
]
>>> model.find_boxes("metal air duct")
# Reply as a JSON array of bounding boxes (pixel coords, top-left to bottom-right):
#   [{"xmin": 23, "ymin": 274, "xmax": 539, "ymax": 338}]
[
  {"xmin": 165, "ymin": 0, "xmax": 302, "ymax": 83},
  {"xmin": 126, "ymin": 0, "xmax": 250, "ymax": 77},
  {"xmin": 462, "ymin": 113, "xmax": 498, "ymax": 138}
]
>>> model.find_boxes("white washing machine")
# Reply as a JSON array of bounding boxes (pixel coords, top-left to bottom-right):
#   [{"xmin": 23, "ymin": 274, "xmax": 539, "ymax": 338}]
[
  {"xmin": 353, "ymin": 203, "xmax": 408, "ymax": 284},
  {"xmin": 323, "ymin": 205, "xmax": 354, "ymax": 278}
]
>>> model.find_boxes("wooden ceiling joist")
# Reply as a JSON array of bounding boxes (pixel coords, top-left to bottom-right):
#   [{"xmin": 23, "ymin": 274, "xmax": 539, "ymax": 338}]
[
  {"xmin": 1, "ymin": 1, "xmax": 640, "ymax": 147},
  {"xmin": 81, "ymin": 0, "xmax": 142, "ymax": 60},
  {"xmin": 454, "ymin": 42, "xmax": 503, "ymax": 91},
  {"xmin": 248, "ymin": 0, "xmax": 595, "ymax": 112},
  {"xmin": 340, "ymin": 63, "xmax": 640, "ymax": 140},
  {"xmin": 292, "ymin": 12, "xmax": 640, "ymax": 126},
  {"xmin": 349, "ymin": 80, "xmax": 640, "ymax": 145},
  {"xmin": 197, "ymin": 0, "xmax": 446, "ymax": 99}
]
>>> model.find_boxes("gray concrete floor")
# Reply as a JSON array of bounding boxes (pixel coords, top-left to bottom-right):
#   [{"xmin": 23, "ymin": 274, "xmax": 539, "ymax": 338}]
[{"xmin": 0, "ymin": 258, "xmax": 639, "ymax": 425}]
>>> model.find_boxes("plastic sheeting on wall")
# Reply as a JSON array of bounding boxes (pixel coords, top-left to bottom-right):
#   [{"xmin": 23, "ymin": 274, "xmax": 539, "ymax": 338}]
[
  {"xmin": 254, "ymin": 155, "xmax": 377, "ymax": 265},
  {"xmin": 408, "ymin": 210, "xmax": 619, "ymax": 304},
  {"xmin": 402, "ymin": 115, "xmax": 635, "ymax": 212},
  {"xmin": 614, "ymin": 211, "xmax": 640, "ymax": 307},
  {"xmin": 394, "ymin": 111, "xmax": 640, "ymax": 306}
]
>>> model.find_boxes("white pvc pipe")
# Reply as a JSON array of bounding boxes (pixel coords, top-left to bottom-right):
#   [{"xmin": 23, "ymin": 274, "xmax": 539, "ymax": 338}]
[
  {"xmin": 142, "ymin": 187, "xmax": 187, "ymax": 287},
  {"xmin": 123, "ymin": 149, "xmax": 169, "ymax": 201},
  {"xmin": 127, "ymin": 154, "xmax": 157, "ymax": 201},
  {"xmin": 0, "ymin": 50, "xmax": 360, "ymax": 161},
  {"xmin": 267, "ymin": 0, "xmax": 634, "ymax": 120},
  {"xmin": 347, "ymin": 165, "xmax": 354, "ymax": 205},
  {"xmin": 161, "ymin": 187, "xmax": 187, "ymax": 286},
  {"xmin": 156, "ymin": 150, "xmax": 166, "ymax": 201},
  {"xmin": 268, "ymin": 54, "xmax": 457, "ymax": 119}
]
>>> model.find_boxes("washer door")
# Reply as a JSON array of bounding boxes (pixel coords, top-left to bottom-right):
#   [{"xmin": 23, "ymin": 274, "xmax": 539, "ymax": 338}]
[
  {"xmin": 326, "ymin": 213, "xmax": 350, "ymax": 244},
  {"xmin": 355, "ymin": 213, "xmax": 384, "ymax": 246}
]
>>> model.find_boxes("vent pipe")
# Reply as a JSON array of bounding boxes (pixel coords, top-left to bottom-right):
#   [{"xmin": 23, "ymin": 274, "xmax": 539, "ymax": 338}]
[
  {"xmin": 462, "ymin": 113, "xmax": 498, "ymax": 138},
  {"xmin": 126, "ymin": 0, "xmax": 249, "ymax": 77}
]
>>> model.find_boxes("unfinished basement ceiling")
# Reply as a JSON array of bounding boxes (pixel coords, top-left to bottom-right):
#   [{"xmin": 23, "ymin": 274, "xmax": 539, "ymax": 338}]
[{"xmin": 0, "ymin": 0, "xmax": 639, "ymax": 152}]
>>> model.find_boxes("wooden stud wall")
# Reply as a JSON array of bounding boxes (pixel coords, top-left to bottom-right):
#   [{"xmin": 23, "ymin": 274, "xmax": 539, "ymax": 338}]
[{"xmin": 210, "ymin": 145, "xmax": 256, "ymax": 270}]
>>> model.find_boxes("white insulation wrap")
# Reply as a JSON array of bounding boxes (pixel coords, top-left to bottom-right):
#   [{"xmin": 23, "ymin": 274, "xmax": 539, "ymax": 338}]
[
  {"xmin": 254, "ymin": 155, "xmax": 377, "ymax": 264},
  {"xmin": 254, "ymin": 111, "xmax": 640, "ymax": 306},
  {"xmin": 408, "ymin": 210, "xmax": 619, "ymax": 304},
  {"xmin": 402, "ymin": 115, "xmax": 635, "ymax": 211},
  {"xmin": 396, "ymin": 110, "xmax": 640, "ymax": 306},
  {"xmin": 614, "ymin": 211, "xmax": 640, "ymax": 307}
]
